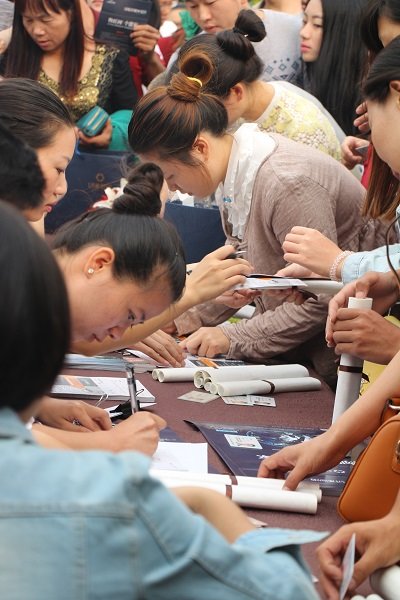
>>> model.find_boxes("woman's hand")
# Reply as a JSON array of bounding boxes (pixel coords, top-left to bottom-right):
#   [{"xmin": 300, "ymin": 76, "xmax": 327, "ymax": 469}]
[
  {"xmin": 78, "ymin": 118, "xmax": 113, "ymax": 148},
  {"xmin": 184, "ymin": 245, "xmax": 252, "ymax": 307},
  {"xmin": 326, "ymin": 270, "xmax": 400, "ymax": 346},
  {"xmin": 36, "ymin": 397, "xmax": 112, "ymax": 432},
  {"xmin": 108, "ymin": 412, "xmax": 166, "ymax": 455},
  {"xmin": 341, "ymin": 136, "xmax": 369, "ymax": 170},
  {"xmin": 282, "ymin": 226, "xmax": 341, "ymax": 278},
  {"xmin": 353, "ymin": 101, "xmax": 370, "ymax": 134},
  {"xmin": 257, "ymin": 431, "xmax": 345, "ymax": 491},
  {"xmin": 263, "ymin": 264, "xmax": 320, "ymax": 304},
  {"xmin": 317, "ymin": 511, "xmax": 400, "ymax": 599},
  {"xmin": 180, "ymin": 326, "xmax": 230, "ymax": 357},
  {"xmin": 213, "ymin": 288, "xmax": 260, "ymax": 309},
  {"xmin": 129, "ymin": 330, "xmax": 185, "ymax": 367}
]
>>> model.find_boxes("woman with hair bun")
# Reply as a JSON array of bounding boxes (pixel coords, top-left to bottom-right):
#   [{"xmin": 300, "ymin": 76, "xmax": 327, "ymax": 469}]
[
  {"xmin": 0, "ymin": 77, "xmax": 251, "ymax": 450},
  {"xmin": 178, "ymin": 9, "xmax": 341, "ymax": 159},
  {"xmin": 128, "ymin": 44, "xmax": 387, "ymax": 387},
  {"xmin": 0, "ymin": 200, "xmax": 321, "ymax": 600},
  {"xmin": 26, "ymin": 160, "xmax": 252, "ymax": 450}
]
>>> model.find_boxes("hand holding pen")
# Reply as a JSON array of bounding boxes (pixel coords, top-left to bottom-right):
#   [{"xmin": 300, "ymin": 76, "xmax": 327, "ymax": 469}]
[{"xmin": 183, "ymin": 245, "xmax": 252, "ymax": 306}]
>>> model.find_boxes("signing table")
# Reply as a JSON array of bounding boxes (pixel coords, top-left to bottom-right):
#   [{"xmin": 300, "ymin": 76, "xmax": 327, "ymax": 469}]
[{"xmin": 65, "ymin": 365, "xmax": 372, "ymax": 598}]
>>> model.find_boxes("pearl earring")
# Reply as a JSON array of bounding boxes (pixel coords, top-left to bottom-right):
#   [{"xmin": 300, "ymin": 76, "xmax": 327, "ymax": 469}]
[{"xmin": 88, "ymin": 268, "xmax": 94, "ymax": 275}]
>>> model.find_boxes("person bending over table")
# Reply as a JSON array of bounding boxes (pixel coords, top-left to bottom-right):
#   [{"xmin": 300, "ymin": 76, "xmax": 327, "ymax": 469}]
[
  {"xmin": 0, "ymin": 78, "xmax": 252, "ymax": 452},
  {"xmin": 128, "ymin": 43, "xmax": 388, "ymax": 388},
  {"xmin": 0, "ymin": 199, "xmax": 322, "ymax": 600}
]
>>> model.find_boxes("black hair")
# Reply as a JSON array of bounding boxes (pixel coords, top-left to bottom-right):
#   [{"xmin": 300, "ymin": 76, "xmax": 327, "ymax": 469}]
[
  {"xmin": 0, "ymin": 78, "xmax": 74, "ymax": 150},
  {"xmin": 361, "ymin": 36, "xmax": 400, "ymax": 221},
  {"xmin": 128, "ymin": 46, "xmax": 227, "ymax": 165},
  {"xmin": 0, "ymin": 121, "xmax": 45, "ymax": 211},
  {"xmin": 364, "ymin": 35, "xmax": 400, "ymax": 102},
  {"xmin": 52, "ymin": 163, "xmax": 186, "ymax": 302},
  {"xmin": 303, "ymin": 0, "xmax": 369, "ymax": 135},
  {"xmin": 119, "ymin": 162, "xmax": 164, "ymax": 216},
  {"xmin": 0, "ymin": 201, "xmax": 70, "ymax": 412},
  {"xmin": 178, "ymin": 10, "xmax": 265, "ymax": 98},
  {"xmin": 361, "ymin": 0, "xmax": 400, "ymax": 55}
]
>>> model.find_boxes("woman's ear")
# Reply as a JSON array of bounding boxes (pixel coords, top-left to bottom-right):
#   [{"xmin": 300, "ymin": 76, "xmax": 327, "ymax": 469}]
[
  {"xmin": 389, "ymin": 80, "xmax": 400, "ymax": 98},
  {"xmin": 227, "ymin": 84, "xmax": 244, "ymax": 104},
  {"xmin": 192, "ymin": 136, "xmax": 210, "ymax": 161},
  {"xmin": 83, "ymin": 247, "xmax": 115, "ymax": 279}
]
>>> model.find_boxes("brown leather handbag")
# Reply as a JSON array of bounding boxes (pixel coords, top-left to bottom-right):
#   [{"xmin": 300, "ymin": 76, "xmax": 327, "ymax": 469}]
[{"xmin": 337, "ymin": 404, "xmax": 400, "ymax": 522}]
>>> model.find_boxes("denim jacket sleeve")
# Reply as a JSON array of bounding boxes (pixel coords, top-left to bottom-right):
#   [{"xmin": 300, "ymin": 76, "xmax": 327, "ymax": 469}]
[
  {"xmin": 341, "ymin": 243, "xmax": 400, "ymax": 284},
  {"xmin": 132, "ymin": 469, "xmax": 324, "ymax": 600}
]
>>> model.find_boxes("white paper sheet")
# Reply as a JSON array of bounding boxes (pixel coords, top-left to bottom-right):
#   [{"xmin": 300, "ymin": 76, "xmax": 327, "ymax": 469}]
[{"xmin": 152, "ymin": 442, "xmax": 208, "ymax": 473}]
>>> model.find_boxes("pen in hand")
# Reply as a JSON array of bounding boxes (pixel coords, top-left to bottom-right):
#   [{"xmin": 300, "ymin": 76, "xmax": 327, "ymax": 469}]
[
  {"xmin": 186, "ymin": 250, "xmax": 247, "ymax": 276},
  {"xmin": 126, "ymin": 365, "xmax": 140, "ymax": 414}
]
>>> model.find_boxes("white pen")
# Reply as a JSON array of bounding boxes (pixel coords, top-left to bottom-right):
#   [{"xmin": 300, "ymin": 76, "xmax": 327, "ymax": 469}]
[{"xmin": 126, "ymin": 365, "xmax": 140, "ymax": 413}]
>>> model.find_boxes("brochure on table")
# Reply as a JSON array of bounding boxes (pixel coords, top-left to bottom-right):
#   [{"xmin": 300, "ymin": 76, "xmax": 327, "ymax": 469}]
[{"xmin": 189, "ymin": 421, "xmax": 354, "ymax": 497}]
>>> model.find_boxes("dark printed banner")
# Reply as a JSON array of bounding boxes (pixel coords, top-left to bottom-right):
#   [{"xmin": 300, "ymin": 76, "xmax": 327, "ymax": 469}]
[{"xmin": 189, "ymin": 420, "xmax": 355, "ymax": 497}]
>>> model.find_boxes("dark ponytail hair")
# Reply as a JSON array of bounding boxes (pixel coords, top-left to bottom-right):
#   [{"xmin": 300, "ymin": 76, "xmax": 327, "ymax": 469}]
[
  {"xmin": 52, "ymin": 163, "xmax": 186, "ymax": 302},
  {"xmin": 361, "ymin": 36, "xmax": 400, "ymax": 221},
  {"xmin": 0, "ymin": 78, "xmax": 74, "ymax": 150},
  {"xmin": 177, "ymin": 10, "xmax": 265, "ymax": 98},
  {"xmin": 128, "ymin": 48, "xmax": 228, "ymax": 164}
]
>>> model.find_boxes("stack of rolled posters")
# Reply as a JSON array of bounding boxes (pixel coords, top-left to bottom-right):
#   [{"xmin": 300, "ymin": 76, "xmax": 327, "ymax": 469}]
[
  {"xmin": 331, "ymin": 296, "xmax": 373, "ymax": 424},
  {"xmin": 370, "ymin": 565, "xmax": 400, "ymax": 600},
  {"xmin": 150, "ymin": 469, "xmax": 321, "ymax": 515},
  {"xmin": 152, "ymin": 367, "xmax": 198, "ymax": 382},
  {"xmin": 193, "ymin": 364, "xmax": 321, "ymax": 396}
]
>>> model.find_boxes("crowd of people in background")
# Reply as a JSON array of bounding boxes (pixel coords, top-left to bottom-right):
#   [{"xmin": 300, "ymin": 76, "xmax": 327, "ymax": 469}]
[{"xmin": 2, "ymin": 0, "xmax": 400, "ymax": 598}]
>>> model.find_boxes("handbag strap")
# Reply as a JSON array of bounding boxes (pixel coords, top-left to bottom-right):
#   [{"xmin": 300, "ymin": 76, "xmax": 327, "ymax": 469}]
[{"xmin": 381, "ymin": 397, "xmax": 400, "ymax": 422}]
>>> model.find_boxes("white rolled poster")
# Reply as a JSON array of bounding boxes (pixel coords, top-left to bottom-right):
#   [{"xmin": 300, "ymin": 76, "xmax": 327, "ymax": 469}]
[
  {"xmin": 332, "ymin": 296, "xmax": 373, "ymax": 424},
  {"xmin": 210, "ymin": 377, "xmax": 321, "ymax": 397}
]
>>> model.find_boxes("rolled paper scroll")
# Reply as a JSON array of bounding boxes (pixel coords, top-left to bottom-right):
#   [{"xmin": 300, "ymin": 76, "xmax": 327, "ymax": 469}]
[
  {"xmin": 194, "ymin": 364, "xmax": 309, "ymax": 389},
  {"xmin": 152, "ymin": 473, "xmax": 318, "ymax": 514},
  {"xmin": 150, "ymin": 468, "xmax": 321, "ymax": 501},
  {"xmin": 331, "ymin": 296, "xmax": 373, "ymax": 424},
  {"xmin": 370, "ymin": 565, "xmax": 400, "ymax": 600},
  {"xmin": 152, "ymin": 368, "xmax": 198, "ymax": 382},
  {"xmin": 210, "ymin": 377, "xmax": 321, "ymax": 397}
]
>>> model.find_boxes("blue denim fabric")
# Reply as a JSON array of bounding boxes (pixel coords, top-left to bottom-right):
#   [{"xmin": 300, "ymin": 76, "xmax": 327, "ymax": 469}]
[
  {"xmin": 0, "ymin": 408, "xmax": 323, "ymax": 600},
  {"xmin": 342, "ymin": 206, "xmax": 400, "ymax": 284},
  {"xmin": 342, "ymin": 243, "xmax": 400, "ymax": 284}
]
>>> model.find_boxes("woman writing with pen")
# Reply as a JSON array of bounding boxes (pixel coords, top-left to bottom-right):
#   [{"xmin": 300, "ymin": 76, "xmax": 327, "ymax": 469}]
[{"xmin": 0, "ymin": 78, "xmax": 251, "ymax": 453}]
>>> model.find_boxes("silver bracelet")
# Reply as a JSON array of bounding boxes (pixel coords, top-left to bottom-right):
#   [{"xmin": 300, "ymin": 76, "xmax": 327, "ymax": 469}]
[{"xmin": 328, "ymin": 251, "xmax": 353, "ymax": 282}]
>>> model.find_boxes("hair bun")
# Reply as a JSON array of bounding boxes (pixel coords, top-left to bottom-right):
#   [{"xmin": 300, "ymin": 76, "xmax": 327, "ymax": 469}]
[
  {"xmin": 217, "ymin": 9, "xmax": 266, "ymax": 59},
  {"xmin": 113, "ymin": 162, "xmax": 163, "ymax": 217},
  {"xmin": 168, "ymin": 51, "xmax": 214, "ymax": 101}
]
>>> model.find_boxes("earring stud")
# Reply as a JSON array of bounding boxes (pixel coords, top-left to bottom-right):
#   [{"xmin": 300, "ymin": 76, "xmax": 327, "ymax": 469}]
[{"xmin": 88, "ymin": 268, "xmax": 94, "ymax": 275}]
